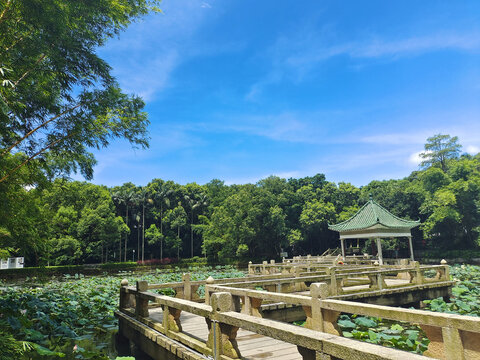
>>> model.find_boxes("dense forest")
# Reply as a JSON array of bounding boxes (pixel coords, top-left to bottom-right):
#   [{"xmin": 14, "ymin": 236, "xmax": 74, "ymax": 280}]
[{"xmin": 1, "ymin": 135, "xmax": 479, "ymax": 266}]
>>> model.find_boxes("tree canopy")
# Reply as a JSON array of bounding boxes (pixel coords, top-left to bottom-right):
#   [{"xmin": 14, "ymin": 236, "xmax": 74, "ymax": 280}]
[
  {"xmin": 0, "ymin": 0, "xmax": 159, "ymax": 184},
  {"xmin": 420, "ymin": 134, "xmax": 462, "ymax": 172}
]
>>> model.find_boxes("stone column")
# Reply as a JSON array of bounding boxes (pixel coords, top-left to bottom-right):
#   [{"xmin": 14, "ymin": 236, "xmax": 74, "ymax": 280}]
[
  {"xmin": 340, "ymin": 238, "xmax": 346, "ymax": 260},
  {"xmin": 408, "ymin": 236, "xmax": 415, "ymax": 261},
  {"xmin": 376, "ymin": 238, "xmax": 383, "ymax": 265}
]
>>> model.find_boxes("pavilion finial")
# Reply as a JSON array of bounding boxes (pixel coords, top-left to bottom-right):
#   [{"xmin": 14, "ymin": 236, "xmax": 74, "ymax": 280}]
[{"xmin": 369, "ymin": 193, "xmax": 373, "ymax": 201}]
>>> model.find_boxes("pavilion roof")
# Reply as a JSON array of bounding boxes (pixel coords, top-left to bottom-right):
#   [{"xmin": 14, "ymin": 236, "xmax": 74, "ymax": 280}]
[{"xmin": 328, "ymin": 198, "xmax": 420, "ymax": 233}]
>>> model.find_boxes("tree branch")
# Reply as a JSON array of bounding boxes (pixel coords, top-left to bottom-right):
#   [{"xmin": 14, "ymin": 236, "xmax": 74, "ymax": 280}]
[
  {"xmin": 0, "ymin": 0, "xmax": 13, "ymax": 25},
  {"xmin": 0, "ymin": 131, "xmax": 76, "ymax": 184},
  {"xmin": 1, "ymin": 103, "xmax": 82, "ymax": 157},
  {"xmin": 13, "ymin": 53, "xmax": 47, "ymax": 88}
]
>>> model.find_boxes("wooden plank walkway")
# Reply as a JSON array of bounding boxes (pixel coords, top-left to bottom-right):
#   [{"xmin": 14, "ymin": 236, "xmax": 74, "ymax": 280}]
[{"xmin": 149, "ymin": 308, "xmax": 302, "ymax": 360}]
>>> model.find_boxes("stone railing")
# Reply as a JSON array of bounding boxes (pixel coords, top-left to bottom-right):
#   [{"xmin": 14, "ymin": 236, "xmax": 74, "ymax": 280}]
[
  {"xmin": 203, "ymin": 281, "xmax": 479, "ymax": 359},
  {"xmin": 119, "ymin": 280, "xmax": 431, "ymax": 360},
  {"xmin": 223, "ymin": 262, "xmax": 451, "ymax": 297},
  {"xmin": 119, "ymin": 278, "xmax": 479, "ymax": 359}
]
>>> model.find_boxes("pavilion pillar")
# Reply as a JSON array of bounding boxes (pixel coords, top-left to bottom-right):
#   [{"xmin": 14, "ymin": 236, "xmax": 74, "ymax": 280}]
[
  {"xmin": 408, "ymin": 236, "xmax": 414, "ymax": 261},
  {"xmin": 340, "ymin": 238, "xmax": 346, "ymax": 260},
  {"xmin": 375, "ymin": 238, "xmax": 383, "ymax": 265}
]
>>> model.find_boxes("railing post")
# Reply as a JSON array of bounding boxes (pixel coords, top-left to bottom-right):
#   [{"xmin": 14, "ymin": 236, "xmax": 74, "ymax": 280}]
[
  {"xmin": 182, "ymin": 273, "xmax": 192, "ymax": 300},
  {"xmin": 162, "ymin": 304, "xmax": 182, "ymax": 333},
  {"xmin": 329, "ymin": 267, "xmax": 337, "ymax": 295},
  {"xmin": 377, "ymin": 272, "xmax": 385, "ymax": 290},
  {"xmin": 135, "ymin": 281, "xmax": 149, "ymax": 318},
  {"xmin": 262, "ymin": 261, "xmax": 268, "ymax": 275},
  {"xmin": 205, "ymin": 276, "xmax": 214, "ymax": 305},
  {"xmin": 248, "ymin": 261, "xmax": 253, "ymax": 274},
  {"xmin": 443, "ymin": 327, "xmax": 464, "ymax": 359},
  {"xmin": 305, "ymin": 283, "xmax": 328, "ymax": 331},
  {"xmin": 209, "ymin": 292, "xmax": 241, "ymax": 359},
  {"xmin": 244, "ymin": 296, "xmax": 263, "ymax": 317},
  {"xmin": 414, "ymin": 261, "xmax": 424, "ymax": 285},
  {"xmin": 119, "ymin": 279, "xmax": 134, "ymax": 310},
  {"xmin": 294, "ymin": 265, "xmax": 301, "ymax": 277}
]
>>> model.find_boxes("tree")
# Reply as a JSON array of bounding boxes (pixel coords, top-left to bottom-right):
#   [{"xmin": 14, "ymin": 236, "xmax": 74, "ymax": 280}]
[
  {"xmin": 299, "ymin": 200, "xmax": 336, "ymax": 253},
  {"xmin": 163, "ymin": 205, "xmax": 187, "ymax": 258},
  {"xmin": 420, "ymin": 134, "xmax": 462, "ymax": 172},
  {"xmin": 48, "ymin": 236, "xmax": 83, "ymax": 265},
  {"xmin": 148, "ymin": 180, "xmax": 174, "ymax": 259},
  {"xmin": 0, "ymin": 0, "xmax": 159, "ymax": 184},
  {"xmin": 145, "ymin": 224, "xmax": 163, "ymax": 258},
  {"xmin": 111, "ymin": 185, "xmax": 136, "ymax": 261},
  {"xmin": 134, "ymin": 187, "xmax": 150, "ymax": 262},
  {"xmin": 184, "ymin": 192, "xmax": 208, "ymax": 258}
]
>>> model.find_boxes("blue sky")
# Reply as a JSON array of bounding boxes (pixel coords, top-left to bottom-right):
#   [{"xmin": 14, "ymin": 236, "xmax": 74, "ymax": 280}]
[{"xmin": 89, "ymin": 0, "xmax": 480, "ymax": 187}]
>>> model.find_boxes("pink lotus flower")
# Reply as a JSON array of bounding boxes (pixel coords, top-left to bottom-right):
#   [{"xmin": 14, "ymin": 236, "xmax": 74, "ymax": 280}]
[{"xmin": 73, "ymin": 345, "xmax": 78, "ymax": 352}]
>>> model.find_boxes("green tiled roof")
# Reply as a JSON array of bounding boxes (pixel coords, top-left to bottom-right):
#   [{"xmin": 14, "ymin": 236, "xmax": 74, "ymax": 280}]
[{"xmin": 328, "ymin": 199, "xmax": 420, "ymax": 232}]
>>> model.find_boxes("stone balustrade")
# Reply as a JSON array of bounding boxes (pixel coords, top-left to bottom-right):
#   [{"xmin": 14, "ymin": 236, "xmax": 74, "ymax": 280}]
[{"xmin": 117, "ymin": 260, "xmax": 478, "ymax": 360}]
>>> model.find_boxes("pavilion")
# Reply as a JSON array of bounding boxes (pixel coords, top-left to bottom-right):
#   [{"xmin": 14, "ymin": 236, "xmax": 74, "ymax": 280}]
[{"xmin": 328, "ymin": 196, "xmax": 420, "ymax": 265}]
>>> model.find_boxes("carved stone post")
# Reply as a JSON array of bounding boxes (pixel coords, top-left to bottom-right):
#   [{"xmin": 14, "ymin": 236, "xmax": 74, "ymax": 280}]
[
  {"xmin": 205, "ymin": 276, "xmax": 215, "ymax": 305},
  {"xmin": 182, "ymin": 273, "xmax": 191, "ymax": 300},
  {"xmin": 135, "ymin": 281, "xmax": 149, "ymax": 318},
  {"xmin": 413, "ymin": 261, "xmax": 424, "ymax": 285},
  {"xmin": 248, "ymin": 261, "xmax": 253, "ymax": 274},
  {"xmin": 329, "ymin": 267, "xmax": 338, "ymax": 295},
  {"xmin": 209, "ymin": 292, "xmax": 241, "ymax": 359},
  {"xmin": 244, "ymin": 296, "xmax": 263, "ymax": 317},
  {"xmin": 119, "ymin": 279, "xmax": 135, "ymax": 310},
  {"xmin": 294, "ymin": 265, "xmax": 302, "ymax": 277},
  {"xmin": 420, "ymin": 324, "xmax": 480, "ymax": 359},
  {"xmin": 162, "ymin": 305, "xmax": 182, "ymax": 333},
  {"xmin": 377, "ymin": 272, "xmax": 386, "ymax": 290}
]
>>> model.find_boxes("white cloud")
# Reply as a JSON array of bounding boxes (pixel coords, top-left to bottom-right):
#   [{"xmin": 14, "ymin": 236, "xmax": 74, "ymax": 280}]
[
  {"xmin": 99, "ymin": 0, "xmax": 229, "ymax": 101},
  {"xmin": 409, "ymin": 151, "xmax": 424, "ymax": 165},
  {"xmin": 466, "ymin": 145, "xmax": 480, "ymax": 154},
  {"xmin": 247, "ymin": 30, "xmax": 480, "ymax": 100}
]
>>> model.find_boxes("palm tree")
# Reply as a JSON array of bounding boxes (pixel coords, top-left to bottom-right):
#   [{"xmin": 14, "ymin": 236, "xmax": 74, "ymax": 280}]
[
  {"xmin": 134, "ymin": 213, "xmax": 141, "ymax": 261},
  {"xmin": 138, "ymin": 187, "xmax": 150, "ymax": 263},
  {"xmin": 152, "ymin": 185, "xmax": 173, "ymax": 260},
  {"xmin": 184, "ymin": 193, "xmax": 208, "ymax": 258},
  {"xmin": 112, "ymin": 188, "xmax": 136, "ymax": 262}
]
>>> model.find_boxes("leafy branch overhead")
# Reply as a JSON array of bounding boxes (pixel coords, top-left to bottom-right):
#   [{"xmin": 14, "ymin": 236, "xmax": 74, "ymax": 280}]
[{"xmin": 0, "ymin": 0, "xmax": 161, "ymax": 183}]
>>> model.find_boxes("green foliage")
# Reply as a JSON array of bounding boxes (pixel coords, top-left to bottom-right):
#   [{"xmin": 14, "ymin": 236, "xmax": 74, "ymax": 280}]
[
  {"xmin": 0, "ymin": 0, "xmax": 158, "ymax": 185},
  {"xmin": 3, "ymin": 134, "xmax": 480, "ymax": 264},
  {"xmin": 338, "ymin": 314, "xmax": 429, "ymax": 354},
  {"xmin": 0, "ymin": 266, "xmax": 244, "ymax": 359},
  {"xmin": 423, "ymin": 264, "xmax": 480, "ymax": 316},
  {"xmin": 420, "ymin": 134, "xmax": 462, "ymax": 172}
]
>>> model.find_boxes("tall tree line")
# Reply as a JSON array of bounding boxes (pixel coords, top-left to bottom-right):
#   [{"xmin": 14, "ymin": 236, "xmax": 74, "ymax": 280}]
[{"xmin": 1, "ymin": 135, "xmax": 480, "ymax": 265}]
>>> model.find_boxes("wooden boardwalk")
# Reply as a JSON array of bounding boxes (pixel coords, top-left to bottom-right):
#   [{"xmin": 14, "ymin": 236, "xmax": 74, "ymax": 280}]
[{"xmin": 149, "ymin": 308, "xmax": 302, "ymax": 360}]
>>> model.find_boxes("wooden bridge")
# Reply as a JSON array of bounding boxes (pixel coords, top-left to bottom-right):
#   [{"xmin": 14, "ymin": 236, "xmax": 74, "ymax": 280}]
[{"xmin": 115, "ymin": 260, "xmax": 480, "ymax": 360}]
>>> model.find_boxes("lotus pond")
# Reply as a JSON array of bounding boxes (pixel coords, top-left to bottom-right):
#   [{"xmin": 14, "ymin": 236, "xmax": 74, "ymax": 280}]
[
  {"xmin": 334, "ymin": 264, "xmax": 480, "ymax": 354},
  {"xmin": 0, "ymin": 265, "xmax": 245, "ymax": 359},
  {"xmin": 1, "ymin": 264, "xmax": 479, "ymax": 359}
]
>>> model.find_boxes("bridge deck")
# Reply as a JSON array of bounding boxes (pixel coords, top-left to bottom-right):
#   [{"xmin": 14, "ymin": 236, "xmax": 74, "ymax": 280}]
[{"xmin": 150, "ymin": 308, "xmax": 302, "ymax": 360}]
